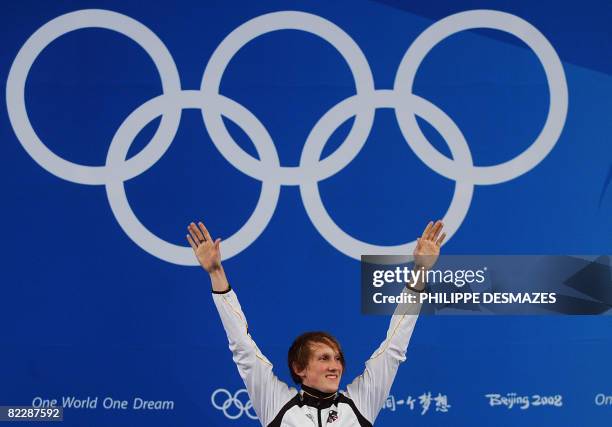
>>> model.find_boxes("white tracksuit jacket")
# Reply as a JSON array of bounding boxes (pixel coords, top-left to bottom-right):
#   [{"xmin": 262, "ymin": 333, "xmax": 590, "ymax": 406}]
[{"xmin": 212, "ymin": 287, "xmax": 421, "ymax": 427}]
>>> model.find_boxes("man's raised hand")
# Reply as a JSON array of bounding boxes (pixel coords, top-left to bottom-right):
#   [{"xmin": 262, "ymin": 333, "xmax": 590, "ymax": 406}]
[
  {"xmin": 413, "ymin": 220, "xmax": 446, "ymax": 271},
  {"xmin": 187, "ymin": 222, "xmax": 221, "ymax": 273}
]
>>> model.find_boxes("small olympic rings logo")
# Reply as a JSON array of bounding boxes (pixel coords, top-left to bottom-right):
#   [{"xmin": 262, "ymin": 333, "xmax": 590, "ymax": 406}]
[
  {"xmin": 6, "ymin": 9, "xmax": 568, "ymax": 264},
  {"xmin": 211, "ymin": 388, "xmax": 258, "ymax": 420}
]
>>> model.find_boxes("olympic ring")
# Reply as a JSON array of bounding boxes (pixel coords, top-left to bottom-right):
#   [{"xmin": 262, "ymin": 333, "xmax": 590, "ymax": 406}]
[
  {"xmin": 300, "ymin": 90, "xmax": 474, "ymax": 259},
  {"xmin": 211, "ymin": 388, "xmax": 258, "ymax": 420},
  {"xmin": 201, "ymin": 11, "xmax": 376, "ymax": 185},
  {"xmin": 6, "ymin": 9, "xmax": 182, "ymax": 185},
  {"xmin": 393, "ymin": 10, "xmax": 568, "ymax": 185},
  {"xmin": 6, "ymin": 9, "xmax": 568, "ymax": 264}
]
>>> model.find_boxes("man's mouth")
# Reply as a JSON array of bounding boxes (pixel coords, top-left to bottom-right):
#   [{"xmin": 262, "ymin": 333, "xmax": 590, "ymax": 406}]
[{"xmin": 325, "ymin": 374, "xmax": 338, "ymax": 379}]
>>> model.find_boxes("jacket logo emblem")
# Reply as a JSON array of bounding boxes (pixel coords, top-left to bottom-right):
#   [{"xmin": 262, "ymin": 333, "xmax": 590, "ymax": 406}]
[{"xmin": 327, "ymin": 410, "xmax": 339, "ymax": 423}]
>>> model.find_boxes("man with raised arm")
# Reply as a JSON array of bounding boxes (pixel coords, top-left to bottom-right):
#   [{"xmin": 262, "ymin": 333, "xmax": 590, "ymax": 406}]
[{"xmin": 187, "ymin": 220, "xmax": 446, "ymax": 427}]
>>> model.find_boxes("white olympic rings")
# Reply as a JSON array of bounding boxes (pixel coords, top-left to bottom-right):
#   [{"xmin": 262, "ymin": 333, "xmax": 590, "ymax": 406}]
[
  {"xmin": 6, "ymin": 9, "xmax": 568, "ymax": 264},
  {"xmin": 211, "ymin": 388, "xmax": 258, "ymax": 420}
]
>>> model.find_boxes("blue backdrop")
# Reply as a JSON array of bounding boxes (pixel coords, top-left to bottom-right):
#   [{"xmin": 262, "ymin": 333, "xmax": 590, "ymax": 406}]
[{"xmin": 1, "ymin": 0, "xmax": 611, "ymax": 425}]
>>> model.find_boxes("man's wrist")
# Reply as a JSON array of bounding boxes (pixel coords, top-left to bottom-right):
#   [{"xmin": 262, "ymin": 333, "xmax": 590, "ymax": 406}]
[
  {"xmin": 409, "ymin": 264, "xmax": 428, "ymax": 292},
  {"xmin": 209, "ymin": 265, "xmax": 230, "ymax": 293},
  {"xmin": 208, "ymin": 263, "xmax": 223, "ymax": 275},
  {"xmin": 208, "ymin": 264, "xmax": 224, "ymax": 280},
  {"xmin": 408, "ymin": 282, "xmax": 427, "ymax": 293}
]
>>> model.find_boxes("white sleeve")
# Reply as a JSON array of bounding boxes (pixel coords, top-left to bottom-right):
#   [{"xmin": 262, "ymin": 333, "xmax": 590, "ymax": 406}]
[
  {"xmin": 212, "ymin": 288, "xmax": 296, "ymax": 426},
  {"xmin": 345, "ymin": 288, "xmax": 422, "ymax": 424}
]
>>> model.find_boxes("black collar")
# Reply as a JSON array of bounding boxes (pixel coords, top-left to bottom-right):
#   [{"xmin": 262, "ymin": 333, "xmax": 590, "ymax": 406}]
[{"xmin": 300, "ymin": 384, "xmax": 339, "ymax": 409}]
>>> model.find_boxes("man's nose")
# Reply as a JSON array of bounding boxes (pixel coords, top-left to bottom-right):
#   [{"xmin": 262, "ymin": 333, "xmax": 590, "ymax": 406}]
[{"xmin": 328, "ymin": 361, "xmax": 341, "ymax": 372}]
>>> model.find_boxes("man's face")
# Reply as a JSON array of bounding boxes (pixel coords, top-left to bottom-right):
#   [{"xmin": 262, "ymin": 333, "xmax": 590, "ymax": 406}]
[{"xmin": 296, "ymin": 342, "xmax": 343, "ymax": 393}]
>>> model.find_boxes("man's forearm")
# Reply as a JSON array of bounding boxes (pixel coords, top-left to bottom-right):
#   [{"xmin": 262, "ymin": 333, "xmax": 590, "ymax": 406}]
[
  {"xmin": 209, "ymin": 265, "xmax": 230, "ymax": 293},
  {"xmin": 407, "ymin": 265, "xmax": 427, "ymax": 292}
]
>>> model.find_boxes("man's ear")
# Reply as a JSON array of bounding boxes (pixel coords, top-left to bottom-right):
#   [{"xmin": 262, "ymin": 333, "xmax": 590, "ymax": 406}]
[{"xmin": 292, "ymin": 362, "xmax": 306, "ymax": 379}]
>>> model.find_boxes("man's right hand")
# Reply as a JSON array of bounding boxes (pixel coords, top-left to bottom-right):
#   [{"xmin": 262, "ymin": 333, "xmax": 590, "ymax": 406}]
[{"xmin": 186, "ymin": 222, "xmax": 222, "ymax": 273}]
